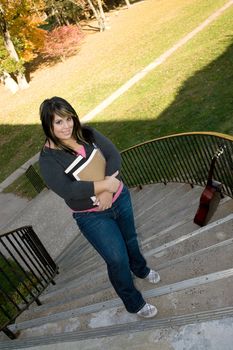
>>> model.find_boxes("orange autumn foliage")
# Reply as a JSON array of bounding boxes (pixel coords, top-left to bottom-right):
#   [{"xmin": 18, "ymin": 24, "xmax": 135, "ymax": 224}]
[{"xmin": 1, "ymin": 0, "xmax": 46, "ymax": 62}]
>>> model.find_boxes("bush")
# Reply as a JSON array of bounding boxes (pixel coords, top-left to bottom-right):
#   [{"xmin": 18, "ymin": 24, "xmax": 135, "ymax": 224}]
[{"xmin": 41, "ymin": 25, "xmax": 84, "ymax": 61}]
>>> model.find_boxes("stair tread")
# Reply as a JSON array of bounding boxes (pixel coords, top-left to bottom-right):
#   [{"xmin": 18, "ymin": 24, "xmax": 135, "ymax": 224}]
[{"xmin": 12, "ymin": 265, "xmax": 233, "ymax": 328}]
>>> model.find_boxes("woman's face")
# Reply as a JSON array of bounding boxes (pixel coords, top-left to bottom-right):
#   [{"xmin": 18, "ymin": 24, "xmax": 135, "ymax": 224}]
[{"xmin": 52, "ymin": 114, "xmax": 74, "ymax": 141}]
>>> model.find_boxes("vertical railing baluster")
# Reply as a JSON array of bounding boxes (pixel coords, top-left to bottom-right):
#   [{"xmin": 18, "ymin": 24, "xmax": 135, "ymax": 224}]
[
  {"xmin": 143, "ymin": 143, "xmax": 160, "ymax": 183},
  {"xmin": 151, "ymin": 141, "xmax": 168, "ymax": 184},
  {"xmin": 18, "ymin": 228, "xmax": 55, "ymax": 278},
  {"xmin": 0, "ymin": 303, "xmax": 12, "ymax": 321},
  {"xmin": 129, "ymin": 148, "xmax": 148, "ymax": 185},
  {"xmin": 0, "ymin": 226, "xmax": 58, "ymax": 339},
  {"xmin": 5, "ymin": 234, "xmax": 49, "ymax": 286},
  {"xmin": 190, "ymin": 135, "xmax": 207, "ymax": 186},
  {"xmin": 164, "ymin": 138, "xmax": 185, "ymax": 183},
  {"xmin": 0, "ymin": 267, "xmax": 29, "ymax": 305},
  {"xmin": 180, "ymin": 136, "xmax": 196, "ymax": 185},
  {"xmin": 158, "ymin": 139, "xmax": 175, "ymax": 183},
  {"xmin": 179, "ymin": 136, "xmax": 196, "ymax": 185},
  {"xmin": 0, "ymin": 280, "xmax": 21, "ymax": 311},
  {"xmin": 154, "ymin": 139, "xmax": 175, "ymax": 182},
  {"xmin": 121, "ymin": 152, "xmax": 135, "ymax": 186},
  {"xmin": 135, "ymin": 146, "xmax": 153, "ymax": 184},
  {"xmin": 26, "ymin": 226, "xmax": 57, "ymax": 270},
  {"xmin": 0, "ymin": 251, "xmax": 39, "ymax": 302},
  {"xmin": 0, "ymin": 238, "xmax": 44, "ymax": 291},
  {"xmin": 120, "ymin": 133, "xmax": 233, "ymax": 198}
]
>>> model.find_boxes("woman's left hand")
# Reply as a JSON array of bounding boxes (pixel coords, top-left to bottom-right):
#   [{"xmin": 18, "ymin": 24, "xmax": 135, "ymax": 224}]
[{"xmin": 95, "ymin": 191, "xmax": 113, "ymax": 211}]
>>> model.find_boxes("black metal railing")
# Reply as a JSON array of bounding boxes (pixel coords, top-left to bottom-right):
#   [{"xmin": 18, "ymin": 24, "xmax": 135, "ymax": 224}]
[
  {"xmin": 121, "ymin": 132, "xmax": 233, "ymax": 198},
  {"xmin": 25, "ymin": 165, "xmax": 47, "ymax": 194},
  {"xmin": 0, "ymin": 226, "xmax": 58, "ymax": 339}
]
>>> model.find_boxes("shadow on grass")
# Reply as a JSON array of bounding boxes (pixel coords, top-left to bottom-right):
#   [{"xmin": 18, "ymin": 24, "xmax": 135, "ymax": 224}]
[
  {"xmin": 0, "ymin": 125, "xmax": 44, "ymax": 183},
  {"xmin": 89, "ymin": 38, "xmax": 233, "ymax": 146},
  {"xmin": 25, "ymin": 44, "xmax": 84, "ymax": 78},
  {"xmin": 148, "ymin": 37, "xmax": 233, "ymax": 138},
  {"xmin": 1, "ymin": 38, "xmax": 233, "ymax": 184},
  {"xmin": 25, "ymin": 56, "xmax": 62, "ymax": 78}
]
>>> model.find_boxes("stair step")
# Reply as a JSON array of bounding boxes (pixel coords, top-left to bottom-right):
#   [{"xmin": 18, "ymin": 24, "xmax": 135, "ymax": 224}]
[
  {"xmin": 18, "ymin": 248, "xmax": 233, "ymax": 328},
  {"xmin": 130, "ymin": 183, "xmax": 181, "ymax": 208},
  {"xmin": 2, "ymin": 308, "xmax": 233, "ymax": 349},
  {"xmin": 43, "ymin": 214, "xmax": 233, "ymax": 305},
  {"xmin": 11, "ymin": 241, "xmax": 233, "ymax": 317},
  {"xmin": 134, "ymin": 184, "xmax": 196, "ymax": 224},
  {"xmin": 140, "ymin": 196, "xmax": 233, "ymax": 249},
  {"xmin": 144, "ymin": 214, "xmax": 233, "ymax": 265},
  {"xmin": 7, "ymin": 269, "xmax": 233, "ymax": 336},
  {"xmin": 43, "ymin": 224, "xmax": 233, "ymax": 310},
  {"xmin": 39, "ymin": 270, "xmax": 108, "ymax": 304},
  {"xmin": 57, "ymin": 211, "xmax": 233, "ymax": 289},
  {"xmin": 136, "ymin": 187, "xmax": 232, "ymax": 234}
]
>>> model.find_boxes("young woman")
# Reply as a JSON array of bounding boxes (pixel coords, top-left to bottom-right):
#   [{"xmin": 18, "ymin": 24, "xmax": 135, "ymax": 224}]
[{"xmin": 39, "ymin": 96, "xmax": 160, "ymax": 318}]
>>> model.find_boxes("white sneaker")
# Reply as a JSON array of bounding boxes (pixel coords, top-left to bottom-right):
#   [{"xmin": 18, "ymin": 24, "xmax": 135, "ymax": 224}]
[
  {"xmin": 137, "ymin": 303, "xmax": 158, "ymax": 318},
  {"xmin": 146, "ymin": 269, "xmax": 160, "ymax": 284}
]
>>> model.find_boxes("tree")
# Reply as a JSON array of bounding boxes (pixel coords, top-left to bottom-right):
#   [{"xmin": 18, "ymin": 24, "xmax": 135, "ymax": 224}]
[
  {"xmin": 44, "ymin": 1, "xmax": 131, "ymax": 32},
  {"xmin": 0, "ymin": 3, "xmax": 28, "ymax": 90},
  {"xmin": 44, "ymin": 0, "xmax": 84, "ymax": 27},
  {"xmin": 0, "ymin": 0, "xmax": 46, "ymax": 92}
]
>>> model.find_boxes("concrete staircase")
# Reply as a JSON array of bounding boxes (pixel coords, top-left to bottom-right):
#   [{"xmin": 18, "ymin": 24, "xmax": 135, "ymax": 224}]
[{"xmin": 1, "ymin": 182, "xmax": 233, "ymax": 349}]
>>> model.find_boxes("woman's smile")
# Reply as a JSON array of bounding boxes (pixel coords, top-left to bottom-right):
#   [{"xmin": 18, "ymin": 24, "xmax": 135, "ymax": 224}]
[{"xmin": 53, "ymin": 114, "xmax": 74, "ymax": 141}]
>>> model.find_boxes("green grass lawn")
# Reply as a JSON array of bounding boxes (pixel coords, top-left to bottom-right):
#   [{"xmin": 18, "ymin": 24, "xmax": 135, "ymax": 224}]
[
  {"xmin": 0, "ymin": 0, "xmax": 232, "ymax": 188},
  {"xmin": 89, "ymin": 5, "xmax": 233, "ymax": 150}
]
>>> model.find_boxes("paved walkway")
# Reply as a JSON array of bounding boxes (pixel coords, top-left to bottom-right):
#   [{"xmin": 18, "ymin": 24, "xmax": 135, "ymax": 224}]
[
  {"xmin": 0, "ymin": 154, "xmax": 40, "ymax": 233},
  {"xmin": 0, "ymin": 193, "xmax": 29, "ymax": 232}
]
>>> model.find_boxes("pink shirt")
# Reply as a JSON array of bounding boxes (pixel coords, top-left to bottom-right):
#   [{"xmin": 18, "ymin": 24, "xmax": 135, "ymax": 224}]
[{"xmin": 75, "ymin": 145, "xmax": 86, "ymax": 158}]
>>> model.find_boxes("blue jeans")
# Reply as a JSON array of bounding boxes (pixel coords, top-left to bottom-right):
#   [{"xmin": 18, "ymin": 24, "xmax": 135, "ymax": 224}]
[{"xmin": 73, "ymin": 185, "xmax": 150, "ymax": 313}]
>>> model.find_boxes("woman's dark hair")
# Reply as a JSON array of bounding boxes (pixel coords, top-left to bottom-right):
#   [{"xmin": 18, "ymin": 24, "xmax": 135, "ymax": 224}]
[{"xmin": 39, "ymin": 96, "xmax": 94, "ymax": 153}]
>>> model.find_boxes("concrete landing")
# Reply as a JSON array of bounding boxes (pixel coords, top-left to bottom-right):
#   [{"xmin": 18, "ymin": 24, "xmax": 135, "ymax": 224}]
[
  {"xmin": 0, "ymin": 193, "xmax": 29, "ymax": 231},
  {"xmin": 0, "ymin": 189, "xmax": 78, "ymax": 259}
]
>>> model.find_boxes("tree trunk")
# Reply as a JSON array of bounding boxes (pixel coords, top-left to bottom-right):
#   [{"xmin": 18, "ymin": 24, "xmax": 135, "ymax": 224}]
[
  {"xmin": 124, "ymin": 0, "xmax": 131, "ymax": 8},
  {"xmin": 1, "ymin": 71, "xmax": 19, "ymax": 94},
  {"xmin": 97, "ymin": 0, "xmax": 106, "ymax": 31},
  {"xmin": 97, "ymin": 0, "xmax": 105, "ymax": 20},
  {"xmin": 3, "ymin": 29, "xmax": 29, "ymax": 89},
  {"xmin": 87, "ymin": 0, "xmax": 105, "ymax": 31},
  {"xmin": 0, "ymin": 5, "xmax": 29, "ymax": 90},
  {"xmin": 16, "ymin": 72, "xmax": 29, "ymax": 89}
]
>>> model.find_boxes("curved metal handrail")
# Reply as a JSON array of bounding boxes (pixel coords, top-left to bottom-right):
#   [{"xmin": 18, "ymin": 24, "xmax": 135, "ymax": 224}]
[{"xmin": 121, "ymin": 132, "xmax": 233, "ymax": 198}]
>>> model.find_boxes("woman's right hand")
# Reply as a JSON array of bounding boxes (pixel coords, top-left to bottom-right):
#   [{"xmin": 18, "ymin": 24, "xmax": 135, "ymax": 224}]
[{"xmin": 105, "ymin": 171, "xmax": 120, "ymax": 193}]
